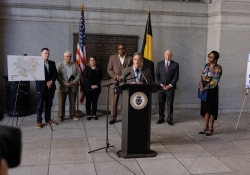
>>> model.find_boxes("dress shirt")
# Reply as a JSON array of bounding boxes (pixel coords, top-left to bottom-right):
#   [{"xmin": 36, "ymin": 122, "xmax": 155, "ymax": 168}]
[
  {"xmin": 162, "ymin": 60, "xmax": 172, "ymax": 87},
  {"xmin": 64, "ymin": 61, "xmax": 72, "ymax": 80},
  {"xmin": 133, "ymin": 66, "xmax": 142, "ymax": 84},
  {"xmin": 44, "ymin": 61, "xmax": 49, "ymax": 72},
  {"xmin": 119, "ymin": 54, "xmax": 125, "ymax": 65}
]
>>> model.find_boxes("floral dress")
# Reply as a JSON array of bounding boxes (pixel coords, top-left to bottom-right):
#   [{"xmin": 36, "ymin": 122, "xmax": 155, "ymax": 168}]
[{"xmin": 199, "ymin": 63, "xmax": 222, "ymax": 119}]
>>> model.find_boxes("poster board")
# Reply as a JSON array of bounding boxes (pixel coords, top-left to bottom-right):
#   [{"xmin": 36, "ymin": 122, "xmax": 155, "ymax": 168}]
[
  {"xmin": 7, "ymin": 55, "xmax": 45, "ymax": 81},
  {"xmin": 245, "ymin": 54, "xmax": 250, "ymax": 88}
]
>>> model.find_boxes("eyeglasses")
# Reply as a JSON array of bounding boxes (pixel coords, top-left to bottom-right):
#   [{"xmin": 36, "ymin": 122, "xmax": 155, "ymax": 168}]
[
  {"xmin": 118, "ymin": 48, "xmax": 125, "ymax": 50},
  {"xmin": 208, "ymin": 55, "xmax": 214, "ymax": 59}
]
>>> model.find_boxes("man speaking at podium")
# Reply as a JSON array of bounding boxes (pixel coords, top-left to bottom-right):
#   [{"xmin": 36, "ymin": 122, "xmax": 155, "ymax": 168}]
[{"xmin": 121, "ymin": 52, "xmax": 152, "ymax": 84}]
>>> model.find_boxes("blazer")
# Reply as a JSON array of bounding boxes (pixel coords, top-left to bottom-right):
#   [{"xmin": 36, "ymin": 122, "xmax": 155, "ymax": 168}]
[
  {"xmin": 35, "ymin": 60, "xmax": 58, "ymax": 97},
  {"xmin": 107, "ymin": 54, "xmax": 133, "ymax": 84},
  {"xmin": 83, "ymin": 65, "xmax": 103, "ymax": 94},
  {"xmin": 156, "ymin": 60, "xmax": 179, "ymax": 89},
  {"xmin": 56, "ymin": 61, "xmax": 81, "ymax": 93},
  {"xmin": 121, "ymin": 66, "xmax": 152, "ymax": 84}
]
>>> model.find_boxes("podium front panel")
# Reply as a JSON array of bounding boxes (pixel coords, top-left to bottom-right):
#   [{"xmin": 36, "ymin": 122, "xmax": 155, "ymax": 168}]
[{"xmin": 121, "ymin": 85, "xmax": 152, "ymax": 155}]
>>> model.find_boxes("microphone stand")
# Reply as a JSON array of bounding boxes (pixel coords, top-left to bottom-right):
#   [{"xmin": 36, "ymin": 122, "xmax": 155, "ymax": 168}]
[
  {"xmin": 88, "ymin": 82, "xmax": 116, "ymax": 154},
  {"xmin": 88, "ymin": 76, "xmax": 137, "ymax": 154}
]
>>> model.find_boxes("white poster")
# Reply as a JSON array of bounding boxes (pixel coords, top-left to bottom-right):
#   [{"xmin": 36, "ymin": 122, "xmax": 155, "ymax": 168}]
[
  {"xmin": 245, "ymin": 54, "xmax": 250, "ymax": 88},
  {"xmin": 7, "ymin": 55, "xmax": 45, "ymax": 81}
]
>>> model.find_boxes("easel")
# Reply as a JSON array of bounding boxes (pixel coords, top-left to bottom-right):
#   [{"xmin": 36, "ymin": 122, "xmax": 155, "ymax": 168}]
[
  {"xmin": 235, "ymin": 54, "xmax": 250, "ymax": 131},
  {"xmin": 235, "ymin": 88, "xmax": 250, "ymax": 131}
]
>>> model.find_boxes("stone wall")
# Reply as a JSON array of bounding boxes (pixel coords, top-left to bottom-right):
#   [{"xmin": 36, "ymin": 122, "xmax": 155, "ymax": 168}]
[{"xmin": 0, "ymin": 0, "xmax": 250, "ymax": 113}]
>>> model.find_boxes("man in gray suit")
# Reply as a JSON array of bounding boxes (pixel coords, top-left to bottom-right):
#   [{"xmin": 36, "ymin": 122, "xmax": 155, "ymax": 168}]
[
  {"xmin": 107, "ymin": 44, "xmax": 133, "ymax": 124},
  {"xmin": 122, "ymin": 52, "xmax": 152, "ymax": 84},
  {"xmin": 56, "ymin": 51, "xmax": 81, "ymax": 121},
  {"xmin": 156, "ymin": 49, "xmax": 179, "ymax": 125}
]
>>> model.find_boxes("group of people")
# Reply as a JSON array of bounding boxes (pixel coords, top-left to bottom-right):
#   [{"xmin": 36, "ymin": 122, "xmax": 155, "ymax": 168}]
[
  {"xmin": 36, "ymin": 45, "xmax": 222, "ymax": 136},
  {"xmin": 35, "ymin": 48, "xmax": 102, "ymax": 128}
]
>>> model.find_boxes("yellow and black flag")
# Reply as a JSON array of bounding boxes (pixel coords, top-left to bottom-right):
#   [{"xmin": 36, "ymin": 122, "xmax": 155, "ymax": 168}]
[{"xmin": 141, "ymin": 9, "xmax": 155, "ymax": 81}]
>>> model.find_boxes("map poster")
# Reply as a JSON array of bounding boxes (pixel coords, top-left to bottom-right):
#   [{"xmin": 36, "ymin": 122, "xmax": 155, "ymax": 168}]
[{"xmin": 7, "ymin": 55, "xmax": 45, "ymax": 81}]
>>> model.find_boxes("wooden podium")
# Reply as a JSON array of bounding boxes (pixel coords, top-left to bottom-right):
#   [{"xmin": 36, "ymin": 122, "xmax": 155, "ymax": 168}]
[{"xmin": 117, "ymin": 84, "xmax": 160, "ymax": 158}]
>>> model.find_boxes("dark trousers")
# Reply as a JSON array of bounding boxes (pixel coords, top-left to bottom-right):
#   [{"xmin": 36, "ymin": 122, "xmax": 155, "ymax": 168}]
[
  {"xmin": 85, "ymin": 90, "xmax": 100, "ymax": 116},
  {"xmin": 36, "ymin": 94, "xmax": 54, "ymax": 123},
  {"xmin": 158, "ymin": 89, "xmax": 175, "ymax": 122}
]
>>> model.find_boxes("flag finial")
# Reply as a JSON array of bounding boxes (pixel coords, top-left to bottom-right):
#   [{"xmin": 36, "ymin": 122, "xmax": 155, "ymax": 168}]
[
  {"xmin": 81, "ymin": 3, "xmax": 84, "ymax": 10},
  {"xmin": 148, "ymin": 7, "xmax": 150, "ymax": 13}
]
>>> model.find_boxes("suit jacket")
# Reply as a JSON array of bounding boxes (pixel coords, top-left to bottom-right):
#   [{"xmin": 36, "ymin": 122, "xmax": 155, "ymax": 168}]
[
  {"xmin": 107, "ymin": 54, "xmax": 133, "ymax": 85},
  {"xmin": 156, "ymin": 60, "xmax": 179, "ymax": 89},
  {"xmin": 56, "ymin": 61, "xmax": 81, "ymax": 93},
  {"xmin": 121, "ymin": 66, "xmax": 152, "ymax": 84},
  {"xmin": 35, "ymin": 60, "xmax": 58, "ymax": 97},
  {"xmin": 83, "ymin": 65, "xmax": 103, "ymax": 94}
]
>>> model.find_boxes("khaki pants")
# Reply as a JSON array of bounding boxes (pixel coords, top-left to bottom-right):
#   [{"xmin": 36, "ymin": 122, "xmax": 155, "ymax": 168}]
[{"xmin": 58, "ymin": 88, "xmax": 76, "ymax": 118}]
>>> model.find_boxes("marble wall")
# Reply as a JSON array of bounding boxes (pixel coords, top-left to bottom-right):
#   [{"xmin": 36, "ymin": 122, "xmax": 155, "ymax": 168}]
[{"xmin": 0, "ymin": 0, "xmax": 250, "ymax": 113}]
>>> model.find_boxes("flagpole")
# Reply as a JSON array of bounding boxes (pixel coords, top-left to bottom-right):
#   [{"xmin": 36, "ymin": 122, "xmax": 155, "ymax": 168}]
[{"xmin": 75, "ymin": 3, "xmax": 85, "ymax": 118}]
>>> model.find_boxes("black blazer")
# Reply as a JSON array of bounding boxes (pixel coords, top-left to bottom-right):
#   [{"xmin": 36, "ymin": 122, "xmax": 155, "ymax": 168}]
[
  {"xmin": 83, "ymin": 65, "xmax": 103, "ymax": 94},
  {"xmin": 35, "ymin": 60, "xmax": 58, "ymax": 96},
  {"xmin": 156, "ymin": 60, "xmax": 179, "ymax": 89}
]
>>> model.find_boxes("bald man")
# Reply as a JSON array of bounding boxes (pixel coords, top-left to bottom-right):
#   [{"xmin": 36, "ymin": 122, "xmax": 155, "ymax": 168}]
[{"xmin": 156, "ymin": 50, "xmax": 179, "ymax": 125}]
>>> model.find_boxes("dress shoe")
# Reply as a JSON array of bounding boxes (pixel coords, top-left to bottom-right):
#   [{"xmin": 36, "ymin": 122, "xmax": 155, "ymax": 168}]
[
  {"xmin": 46, "ymin": 120, "xmax": 58, "ymax": 125},
  {"xmin": 167, "ymin": 121, "xmax": 174, "ymax": 125},
  {"xmin": 36, "ymin": 123, "xmax": 42, "ymax": 129},
  {"xmin": 87, "ymin": 116, "xmax": 92, "ymax": 120},
  {"xmin": 156, "ymin": 119, "xmax": 164, "ymax": 124},
  {"xmin": 109, "ymin": 116, "xmax": 116, "ymax": 124},
  {"xmin": 92, "ymin": 116, "xmax": 98, "ymax": 120}
]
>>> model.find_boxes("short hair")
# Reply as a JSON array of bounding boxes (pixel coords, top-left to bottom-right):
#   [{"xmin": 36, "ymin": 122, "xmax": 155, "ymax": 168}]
[
  {"xmin": 117, "ymin": 44, "xmax": 126, "ymax": 49},
  {"xmin": 133, "ymin": 52, "xmax": 143, "ymax": 60},
  {"xmin": 41, "ymin": 48, "xmax": 49, "ymax": 52},
  {"xmin": 208, "ymin": 51, "xmax": 220, "ymax": 61},
  {"xmin": 64, "ymin": 51, "xmax": 72, "ymax": 56}
]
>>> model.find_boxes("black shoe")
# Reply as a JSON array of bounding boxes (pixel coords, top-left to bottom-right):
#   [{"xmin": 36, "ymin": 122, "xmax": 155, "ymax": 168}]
[
  {"xmin": 92, "ymin": 116, "xmax": 98, "ymax": 120},
  {"xmin": 87, "ymin": 116, "xmax": 92, "ymax": 120},
  {"xmin": 156, "ymin": 119, "xmax": 164, "ymax": 124},
  {"xmin": 167, "ymin": 121, "xmax": 174, "ymax": 126}
]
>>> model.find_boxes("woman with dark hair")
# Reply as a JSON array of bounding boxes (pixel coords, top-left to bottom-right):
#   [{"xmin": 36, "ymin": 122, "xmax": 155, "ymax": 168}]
[
  {"xmin": 198, "ymin": 51, "xmax": 222, "ymax": 136},
  {"xmin": 83, "ymin": 56, "xmax": 103, "ymax": 120}
]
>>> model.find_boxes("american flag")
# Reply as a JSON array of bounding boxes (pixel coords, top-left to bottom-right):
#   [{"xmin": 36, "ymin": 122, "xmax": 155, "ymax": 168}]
[{"xmin": 76, "ymin": 5, "xmax": 87, "ymax": 103}]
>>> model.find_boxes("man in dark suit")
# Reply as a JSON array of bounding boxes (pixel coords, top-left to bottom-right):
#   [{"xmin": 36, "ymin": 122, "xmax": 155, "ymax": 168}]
[
  {"xmin": 107, "ymin": 44, "xmax": 133, "ymax": 124},
  {"xmin": 35, "ymin": 48, "xmax": 58, "ymax": 128},
  {"xmin": 122, "ymin": 52, "xmax": 152, "ymax": 84},
  {"xmin": 156, "ymin": 49, "xmax": 179, "ymax": 125}
]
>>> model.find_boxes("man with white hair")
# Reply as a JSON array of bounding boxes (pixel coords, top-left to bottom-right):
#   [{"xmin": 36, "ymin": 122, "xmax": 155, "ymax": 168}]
[{"xmin": 56, "ymin": 51, "xmax": 81, "ymax": 121}]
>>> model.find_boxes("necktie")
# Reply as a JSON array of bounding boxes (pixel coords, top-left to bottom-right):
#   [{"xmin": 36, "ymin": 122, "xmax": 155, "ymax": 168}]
[
  {"xmin": 135, "ymin": 69, "xmax": 139, "ymax": 83},
  {"xmin": 166, "ymin": 62, "xmax": 169, "ymax": 73}
]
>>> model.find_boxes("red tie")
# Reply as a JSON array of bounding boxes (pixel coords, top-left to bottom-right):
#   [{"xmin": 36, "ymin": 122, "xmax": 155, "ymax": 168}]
[{"xmin": 166, "ymin": 62, "xmax": 169, "ymax": 73}]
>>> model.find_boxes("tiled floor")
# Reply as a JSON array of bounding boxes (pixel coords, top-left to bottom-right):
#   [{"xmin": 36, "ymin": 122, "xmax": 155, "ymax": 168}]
[{"xmin": 1, "ymin": 109, "xmax": 250, "ymax": 175}]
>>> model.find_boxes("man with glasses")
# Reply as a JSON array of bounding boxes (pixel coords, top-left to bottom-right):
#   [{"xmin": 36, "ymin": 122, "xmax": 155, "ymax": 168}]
[{"xmin": 107, "ymin": 44, "xmax": 133, "ymax": 124}]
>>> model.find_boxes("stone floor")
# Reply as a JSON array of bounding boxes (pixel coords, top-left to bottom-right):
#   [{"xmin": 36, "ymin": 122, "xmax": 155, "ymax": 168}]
[{"xmin": 1, "ymin": 109, "xmax": 250, "ymax": 175}]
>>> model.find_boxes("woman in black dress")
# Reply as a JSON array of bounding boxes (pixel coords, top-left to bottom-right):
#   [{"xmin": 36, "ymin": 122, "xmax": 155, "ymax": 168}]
[
  {"xmin": 83, "ymin": 56, "xmax": 102, "ymax": 120},
  {"xmin": 198, "ymin": 51, "xmax": 222, "ymax": 136}
]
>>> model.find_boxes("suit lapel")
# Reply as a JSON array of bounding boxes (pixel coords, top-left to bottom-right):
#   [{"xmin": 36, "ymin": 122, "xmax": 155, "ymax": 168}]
[{"xmin": 168, "ymin": 60, "xmax": 174, "ymax": 73}]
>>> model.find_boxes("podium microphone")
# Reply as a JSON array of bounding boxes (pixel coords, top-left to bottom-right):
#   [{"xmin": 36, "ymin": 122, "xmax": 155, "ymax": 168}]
[
  {"xmin": 123, "ymin": 72, "xmax": 131, "ymax": 79},
  {"xmin": 141, "ymin": 73, "xmax": 148, "ymax": 84}
]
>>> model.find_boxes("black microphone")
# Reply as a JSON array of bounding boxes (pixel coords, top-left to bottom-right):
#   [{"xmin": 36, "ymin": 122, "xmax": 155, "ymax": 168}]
[
  {"xmin": 124, "ymin": 72, "xmax": 131, "ymax": 79},
  {"xmin": 141, "ymin": 73, "xmax": 149, "ymax": 84}
]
